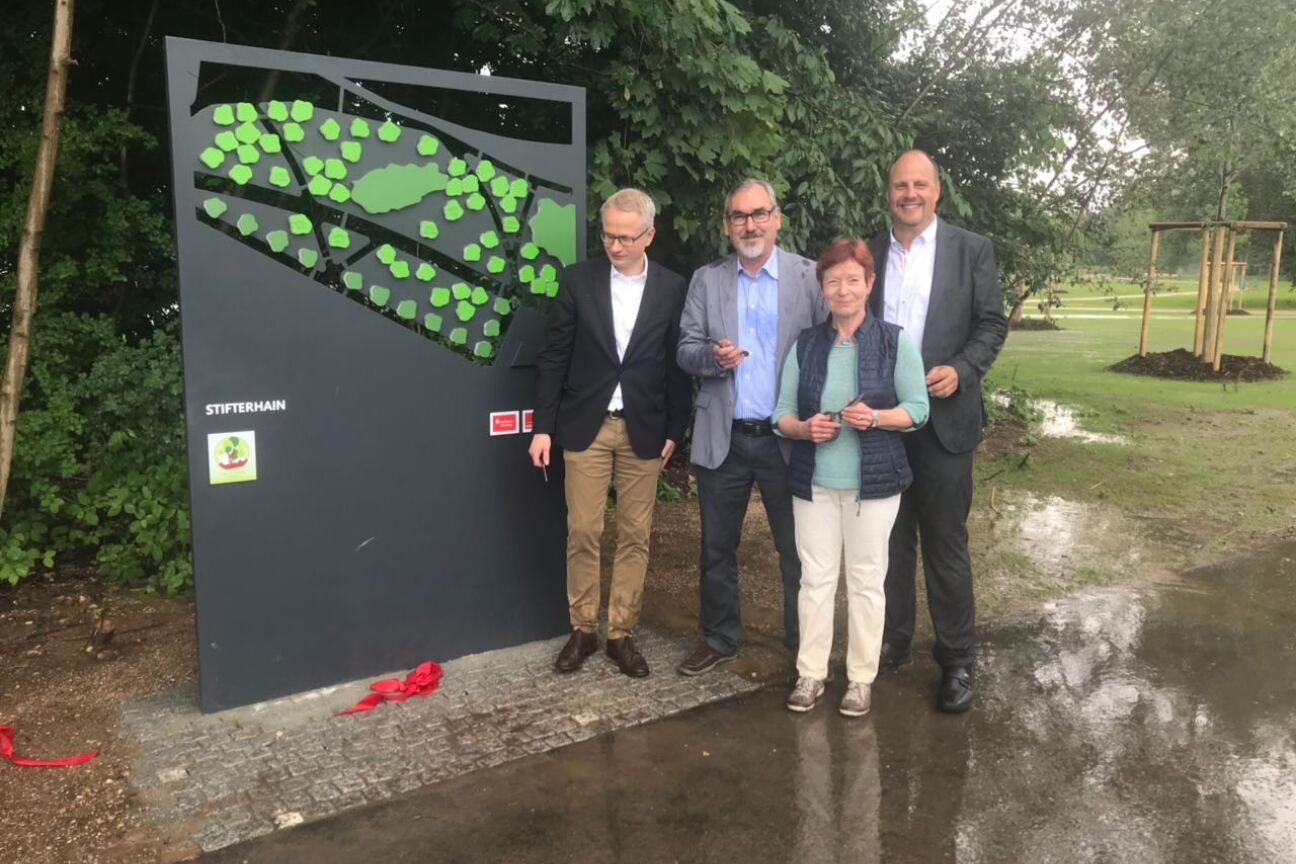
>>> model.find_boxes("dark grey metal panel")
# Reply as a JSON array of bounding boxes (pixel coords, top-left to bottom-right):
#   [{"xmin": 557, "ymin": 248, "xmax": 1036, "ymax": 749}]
[{"xmin": 165, "ymin": 38, "xmax": 583, "ymax": 711}]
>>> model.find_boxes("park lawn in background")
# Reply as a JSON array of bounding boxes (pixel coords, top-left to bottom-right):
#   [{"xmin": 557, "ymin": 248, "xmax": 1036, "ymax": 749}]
[{"xmin": 1055, "ymin": 277, "xmax": 1296, "ymax": 312}]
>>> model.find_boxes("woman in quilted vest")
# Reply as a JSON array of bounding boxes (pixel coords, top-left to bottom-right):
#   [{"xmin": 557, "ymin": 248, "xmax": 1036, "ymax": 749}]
[{"xmin": 772, "ymin": 238, "xmax": 929, "ymax": 717}]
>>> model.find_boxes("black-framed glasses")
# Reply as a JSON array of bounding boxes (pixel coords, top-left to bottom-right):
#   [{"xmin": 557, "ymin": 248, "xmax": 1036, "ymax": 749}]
[
  {"xmin": 727, "ymin": 207, "xmax": 777, "ymax": 226},
  {"xmin": 601, "ymin": 226, "xmax": 652, "ymax": 246}
]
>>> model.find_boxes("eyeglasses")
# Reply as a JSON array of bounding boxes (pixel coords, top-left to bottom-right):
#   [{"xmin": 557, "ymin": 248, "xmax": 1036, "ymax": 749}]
[
  {"xmin": 601, "ymin": 226, "xmax": 652, "ymax": 247},
  {"xmin": 727, "ymin": 207, "xmax": 777, "ymax": 226}
]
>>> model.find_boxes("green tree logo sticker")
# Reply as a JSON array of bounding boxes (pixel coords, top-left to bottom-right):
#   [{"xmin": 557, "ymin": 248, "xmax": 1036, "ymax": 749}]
[
  {"xmin": 192, "ymin": 88, "xmax": 578, "ymax": 364},
  {"xmin": 208, "ymin": 432, "xmax": 257, "ymax": 485}
]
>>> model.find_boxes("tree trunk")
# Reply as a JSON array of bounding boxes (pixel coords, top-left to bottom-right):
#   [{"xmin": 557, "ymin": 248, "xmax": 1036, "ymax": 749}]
[{"xmin": 0, "ymin": 0, "xmax": 76, "ymax": 520}]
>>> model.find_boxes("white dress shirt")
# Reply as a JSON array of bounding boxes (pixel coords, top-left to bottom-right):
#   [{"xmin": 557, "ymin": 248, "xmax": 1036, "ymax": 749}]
[
  {"xmin": 607, "ymin": 255, "xmax": 649, "ymax": 411},
  {"xmin": 882, "ymin": 218, "xmax": 938, "ymax": 352}
]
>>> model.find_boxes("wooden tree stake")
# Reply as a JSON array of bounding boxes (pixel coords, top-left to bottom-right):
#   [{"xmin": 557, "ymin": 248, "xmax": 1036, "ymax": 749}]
[
  {"xmin": 1263, "ymin": 230, "xmax": 1284, "ymax": 363},
  {"xmin": 1213, "ymin": 228, "xmax": 1237, "ymax": 371},
  {"xmin": 1138, "ymin": 230, "xmax": 1161, "ymax": 356},
  {"xmin": 1193, "ymin": 227, "xmax": 1211, "ymax": 356}
]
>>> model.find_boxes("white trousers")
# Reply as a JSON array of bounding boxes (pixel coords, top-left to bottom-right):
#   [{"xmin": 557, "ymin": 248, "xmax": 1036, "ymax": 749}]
[{"xmin": 792, "ymin": 486, "xmax": 901, "ymax": 684}]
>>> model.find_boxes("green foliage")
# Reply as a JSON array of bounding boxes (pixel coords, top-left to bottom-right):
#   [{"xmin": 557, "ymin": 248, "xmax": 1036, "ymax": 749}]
[{"xmin": 0, "ymin": 314, "xmax": 189, "ymax": 591}]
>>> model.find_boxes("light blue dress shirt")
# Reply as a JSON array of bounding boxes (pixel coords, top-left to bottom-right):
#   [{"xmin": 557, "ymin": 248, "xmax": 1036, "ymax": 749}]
[{"xmin": 735, "ymin": 247, "xmax": 780, "ymax": 421}]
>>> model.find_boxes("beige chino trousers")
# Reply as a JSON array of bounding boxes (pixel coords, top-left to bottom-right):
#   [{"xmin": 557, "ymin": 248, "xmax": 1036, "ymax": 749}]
[{"xmin": 562, "ymin": 416, "xmax": 661, "ymax": 639}]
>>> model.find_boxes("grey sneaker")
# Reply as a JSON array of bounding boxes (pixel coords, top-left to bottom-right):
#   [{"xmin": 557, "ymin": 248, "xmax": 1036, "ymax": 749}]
[
  {"xmin": 839, "ymin": 682, "xmax": 872, "ymax": 717},
  {"xmin": 785, "ymin": 676, "xmax": 825, "ymax": 713}
]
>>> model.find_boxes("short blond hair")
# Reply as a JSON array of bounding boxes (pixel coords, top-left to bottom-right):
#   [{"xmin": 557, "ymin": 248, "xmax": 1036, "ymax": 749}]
[{"xmin": 600, "ymin": 188, "xmax": 656, "ymax": 232}]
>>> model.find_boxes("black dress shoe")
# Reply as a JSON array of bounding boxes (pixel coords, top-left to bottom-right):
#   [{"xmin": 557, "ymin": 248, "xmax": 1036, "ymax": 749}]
[
  {"xmin": 606, "ymin": 636, "xmax": 650, "ymax": 678},
  {"xmin": 938, "ymin": 666, "xmax": 974, "ymax": 713},
  {"xmin": 554, "ymin": 630, "xmax": 597, "ymax": 673},
  {"xmin": 878, "ymin": 641, "xmax": 913, "ymax": 673}
]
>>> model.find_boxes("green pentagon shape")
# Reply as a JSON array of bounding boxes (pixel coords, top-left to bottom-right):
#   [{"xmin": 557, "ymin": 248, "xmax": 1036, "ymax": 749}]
[
  {"xmin": 259, "ymin": 134, "xmax": 282, "ymax": 154},
  {"xmin": 447, "ymin": 158, "xmax": 467, "ymax": 176},
  {"xmin": 378, "ymin": 119, "xmax": 401, "ymax": 142},
  {"xmin": 212, "ymin": 104, "xmax": 235, "ymax": 126},
  {"xmin": 416, "ymin": 263, "xmax": 436, "ymax": 281},
  {"xmin": 327, "ymin": 227, "xmax": 351, "ymax": 249},
  {"xmin": 470, "ymin": 286, "xmax": 489, "ymax": 305},
  {"xmin": 236, "ymin": 102, "xmax": 258, "ymax": 122},
  {"xmin": 419, "ymin": 220, "xmax": 439, "ymax": 240},
  {"xmin": 396, "ymin": 299, "xmax": 418, "ymax": 320},
  {"xmin": 473, "ymin": 341, "xmax": 493, "ymax": 359},
  {"xmin": 266, "ymin": 100, "xmax": 289, "ymax": 122},
  {"xmin": 451, "ymin": 282, "xmax": 471, "ymax": 300},
  {"xmin": 266, "ymin": 230, "xmax": 289, "ymax": 253},
  {"xmin": 319, "ymin": 118, "xmax": 341, "ymax": 141},
  {"xmin": 518, "ymin": 264, "xmax": 536, "ymax": 282},
  {"xmin": 228, "ymin": 164, "xmax": 253, "ymax": 185},
  {"xmin": 288, "ymin": 214, "xmax": 312, "ymax": 235},
  {"xmin": 462, "ymin": 243, "xmax": 482, "ymax": 262},
  {"xmin": 214, "ymin": 131, "xmax": 238, "ymax": 151},
  {"xmin": 509, "ymin": 178, "xmax": 529, "ymax": 197},
  {"xmin": 475, "ymin": 160, "xmax": 496, "ymax": 182},
  {"xmin": 448, "ymin": 327, "xmax": 468, "ymax": 345},
  {"xmin": 445, "ymin": 178, "xmax": 464, "ymax": 197},
  {"xmin": 328, "ymin": 184, "xmax": 351, "ymax": 204},
  {"xmin": 202, "ymin": 197, "xmax": 227, "ymax": 219},
  {"xmin": 416, "ymin": 134, "xmax": 439, "ymax": 156},
  {"xmin": 520, "ymin": 243, "xmax": 540, "ymax": 261},
  {"xmin": 298, "ymin": 248, "xmax": 318, "ymax": 268},
  {"xmin": 199, "ymin": 147, "xmax": 225, "ymax": 169},
  {"xmin": 350, "ymin": 118, "xmax": 371, "ymax": 138},
  {"xmin": 430, "ymin": 287, "xmax": 450, "ymax": 307},
  {"xmin": 546, "ymin": 282, "xmax": 560, "ymax": 298},
  {"xmin": 283, "ymin": 122, "xmax": 305, "ymax": 142},
  {"xmin": 390, "ymin": 260, "xmax": 410, "ymax": 280},
  {"xmin": 540, "ymin": 264, "xmax": 558, "ymax": 281},
  {"xmin": 443, "ymin": 200, "xmax": 464, "ymax": 221},
  {"xmin": 343, "ymin": 271, "xmax": 364, "ymax": 291},
  {"xmin": 502, "ymin": 216, "xmax": 521, "ymax": 234},
  {"xmin": 492, "ymin": 298, "xmax": 512, "ymax": 316},
  {"xmin": 489, "ymin": 176, "xmax": 510, "ymax": 198},
  {"xmin": 236, "ymin": 144, "xmax": 260, "ymax": 165},
  {"xmin": 466, "ymin": 193, "xmax": 486, "ymax": 211},
  {"xmin": 479, "ymin": 230, "xmax": 500, "ymax": 249},
  {"xmin": 324, "ymin": 158, "xmax": 347, "ymax": 180},
  {"xmin": 487, "ymin": 256, "xmax": 505, "ymax": 274},
  {"xmin": 290, "ymin": 100, "xmax": 314, "ymax": 122},
  {"xmin": 456, "ymin": 300, "xmax": 476, "ymax": 322},
  {"xmin": 340, "ymin": 141, "xmax": 362, "ymax": 163},
  {"xmin": 307, "ymin": 175, "xmax": 332, "ymax": 196},
  {"xmin": 462, "ymin": 175, "xmax": 479, "ymax": 194},
  {"xmin": 269, "ymin": 166, "xmax": 291, "ymax": 187},
  {"xmin": 424, "ymin": 312, "xmax": 443, "ymax": 332},
  {"xmin": 483, "ymin": 319, "xmax": 501, "ymax": 337},
  {"xmin": 499, "ymin": 196, "xmax": 518, "ymax": 214},
  {"xmin": 303, "ymin": 155, "xmax": 324, "ymax": 176},
  {"xmin": 530, "ymin": 279, "xmax": 549, "ymax": 295},
  {"xmin": 369, "ymin": 285, "xmax": 391, "ymax": 306},
  {"xmin": 235, "ymin": 122, "xmax": 261, "ymax": 145},
  {"xmin": 376, "ymin": 243, "xmax": 397, "ymax": 264}
]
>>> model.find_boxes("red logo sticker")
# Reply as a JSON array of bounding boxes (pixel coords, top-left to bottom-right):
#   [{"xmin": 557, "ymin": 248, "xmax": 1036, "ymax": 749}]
[
  {"xmin": 522, "ymin": 410, "xmax": 534, "ymax": 433},
  {"xmin": 490, "ymin": 411, "xmax": 520, "ymax": 436}
]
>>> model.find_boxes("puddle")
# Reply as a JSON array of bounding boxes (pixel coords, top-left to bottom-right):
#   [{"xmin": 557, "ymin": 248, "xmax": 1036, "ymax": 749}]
[
  {"xmin": 993, "ymin": 391, "xmax": 1131, "ymax": 445},
  {"xmin": 986, "ymin": 493, "xmax": 1144, "ymax": 583}
]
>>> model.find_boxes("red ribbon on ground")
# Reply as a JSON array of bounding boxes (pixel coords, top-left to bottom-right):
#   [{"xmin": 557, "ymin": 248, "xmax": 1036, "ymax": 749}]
[
  {"xmin": 336, "ymin": 660, "xmax": 443, "ymax": 716},
  {"xmin": 0, "ymin": 725, "xmax": 100, "ymax": 768}
]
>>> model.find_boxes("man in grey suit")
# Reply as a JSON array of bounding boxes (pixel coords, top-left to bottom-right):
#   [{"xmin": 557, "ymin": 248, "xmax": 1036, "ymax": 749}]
[
  {"xmin": 867, "ymin": 150, "xmax": 1008, "ymax": 713},
  {"xmin": 675, "ymin": 178, "xmax": 827, "ymax": 675}
]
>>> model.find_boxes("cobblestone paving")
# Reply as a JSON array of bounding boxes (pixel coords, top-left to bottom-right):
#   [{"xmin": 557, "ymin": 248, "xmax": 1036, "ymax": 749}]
[{"xmin": 119, "ymin": 625, "xmax": 759, "ymax": 853}]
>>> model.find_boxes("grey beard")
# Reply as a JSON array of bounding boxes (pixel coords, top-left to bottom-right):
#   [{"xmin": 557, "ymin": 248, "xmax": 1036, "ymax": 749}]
[{"xmin": 736, "ymin": 238, "xmax": 765, "ymax": 258}]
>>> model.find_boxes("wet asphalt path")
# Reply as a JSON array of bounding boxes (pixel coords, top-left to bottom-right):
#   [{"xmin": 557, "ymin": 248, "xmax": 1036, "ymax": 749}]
[{"xmin": 205, "ymin": 540, "xmax": 1296, "ymax": 863}]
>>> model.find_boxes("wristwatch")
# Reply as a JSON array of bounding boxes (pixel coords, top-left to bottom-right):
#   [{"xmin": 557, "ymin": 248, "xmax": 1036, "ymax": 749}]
[{"xmin": 869, "ymin": 409, "xmax": 879, "ymax": 429}]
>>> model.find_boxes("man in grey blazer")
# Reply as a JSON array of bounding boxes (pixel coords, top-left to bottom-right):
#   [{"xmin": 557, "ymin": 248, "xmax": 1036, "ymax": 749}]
[
  {"xmin": 675, "ymin": 178, "xmax": 828, "ymax": 675},
  {"xmin": 867, "ymin": 150, "xmax": 1008, "ymax": 713}
]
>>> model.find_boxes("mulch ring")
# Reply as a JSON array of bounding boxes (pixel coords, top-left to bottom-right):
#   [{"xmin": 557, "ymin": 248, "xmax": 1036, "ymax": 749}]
[
  {"xmin": 1010, "ymin": 318, "xmax": 1062, "ymax": 331},
  {"xmin": 1110, "ymin": 348, "xmax": 1287, "ymax": 382}
]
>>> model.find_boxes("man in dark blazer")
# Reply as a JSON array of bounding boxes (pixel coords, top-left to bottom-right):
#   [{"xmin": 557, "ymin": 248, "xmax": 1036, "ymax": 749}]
[
  {"xmin": 529, "ymin": 188, "xmax": 691, "ymax": 679},
  {"xmin": 867, "ymin": 150, "xmax": 1008, "ymax": 713}
]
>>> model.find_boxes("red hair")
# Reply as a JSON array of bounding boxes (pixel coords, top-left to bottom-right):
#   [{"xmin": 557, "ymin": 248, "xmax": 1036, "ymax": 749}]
[{"xmin": 815, "ymin": 238, "xmax": 875, "ymax": 284}]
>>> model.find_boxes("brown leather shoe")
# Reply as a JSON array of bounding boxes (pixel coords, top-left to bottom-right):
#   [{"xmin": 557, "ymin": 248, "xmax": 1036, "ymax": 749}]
[
  {"xmin": 554, "ymin": 630, "xmax": 597, "ymax": 673},
  {"xmin": 606, "ymin": 636, "xmax": 650, "ymax": 678}
]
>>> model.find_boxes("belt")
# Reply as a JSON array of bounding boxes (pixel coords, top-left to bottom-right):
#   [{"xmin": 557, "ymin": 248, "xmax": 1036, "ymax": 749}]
[
  {"xmin": 732, "ymin": 418, "xmax": 773, "ymax": 436},
  {"xmin": 606, "ymin": 409, "xmax": 625, "ymax": 419}
]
